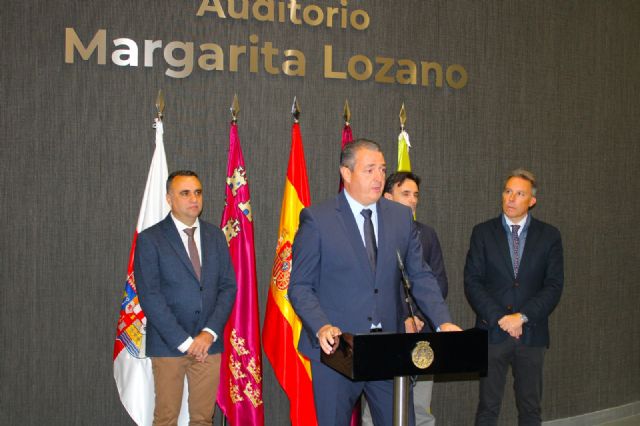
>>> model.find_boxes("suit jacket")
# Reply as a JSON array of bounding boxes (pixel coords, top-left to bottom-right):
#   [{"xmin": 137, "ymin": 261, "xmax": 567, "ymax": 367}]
[
  {"xmin": 410, "ymin": 221, "xmax": 449, "ymax": 332},
  {"xmin": 288, "ymin": 192, "xmax": 452, "ymax": 361},
  {"xmin": 416, "ymin": 221, "xmax": 448, "ymax": 298},
  {"xmin": 464, "ymin": 215, "xmax": 563, "ymax": 347},
  {"xmin": 135, "ymin": 214, "xmax": 237, "ymax": 357}
]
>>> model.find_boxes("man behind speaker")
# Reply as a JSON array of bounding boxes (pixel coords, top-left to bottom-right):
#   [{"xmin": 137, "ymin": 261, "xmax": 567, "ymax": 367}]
[
  {"xmin": 361, "ymin": 171, "xmax": 448, "ymax": 426},
  {"xmin": 135, "ymin": 170, "xmax": 237, "ymax": 426},
  {"xmin": 288, "ymin": 140, "xmax": 461, "ymax": 426},
  {"xmin": 464, "ymin": 169, "xmax": 564, "ymax": 425}
]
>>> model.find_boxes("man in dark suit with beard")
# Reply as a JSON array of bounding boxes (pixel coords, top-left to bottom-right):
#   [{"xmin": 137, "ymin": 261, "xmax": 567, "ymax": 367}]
[{"xmin": 464, "ymin": 169, "xmax": 564, "ymax": 426}]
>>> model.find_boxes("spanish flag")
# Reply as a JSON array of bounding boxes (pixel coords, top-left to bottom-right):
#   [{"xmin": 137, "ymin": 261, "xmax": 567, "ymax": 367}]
[{"xmin": 262, "ymin": 121, "xmax": 317, "ymax": 426}]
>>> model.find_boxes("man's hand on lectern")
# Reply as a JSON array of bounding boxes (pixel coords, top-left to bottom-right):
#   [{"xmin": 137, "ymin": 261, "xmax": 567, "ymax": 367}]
[
  {"xmin": 317, "ymin": 324, "xmax": 342, "ymax": 354},
  {"xmin": 438, "ymin": 322, "xmax": 463, "ymax": 332}
]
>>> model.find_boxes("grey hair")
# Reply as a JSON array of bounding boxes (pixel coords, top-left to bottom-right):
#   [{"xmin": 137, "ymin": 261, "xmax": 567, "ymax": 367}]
[
  {"xmin": 340, "ymin": 139, "xmax": 382, "ymax": 170},
  {"xmin": 506, "ymin": 168, "xmax": 537, "ymax": 196}
]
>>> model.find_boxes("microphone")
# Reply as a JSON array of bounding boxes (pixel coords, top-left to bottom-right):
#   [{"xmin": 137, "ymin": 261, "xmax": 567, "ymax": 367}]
[
  {"xmin": 396, "ymin": 249, "xmax": 436, "ymax": 333},
  {"xmin": 396, "ymin": 249, "xmax": 418, "ymax": 333},
  {"xmin": 396, "ymin": 250, "xmax": 411, "ymax": 290}
]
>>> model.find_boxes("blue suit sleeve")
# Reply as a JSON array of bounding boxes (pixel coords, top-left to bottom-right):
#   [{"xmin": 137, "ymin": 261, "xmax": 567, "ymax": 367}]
[
  {"xmin": 520, "ymin": 229, "xmax": 564, "ymax": 323},
  {"xmin": 288, "ymin": 208, "xmax": 330, "ymax": 340},
  {"xmin": 424, "ymin": 228, "xmax": 449, "ymax": 299},
  {"xmin": 135, "ymin": 232, "xmax": 190, "ymax": 350},
  {"xmin": 464, "ymin": 226, "xmax": 507, "ymax": 327},
  {"xmin": 405, "ymin": 219, "xmax": 453, "ymax": 328}
]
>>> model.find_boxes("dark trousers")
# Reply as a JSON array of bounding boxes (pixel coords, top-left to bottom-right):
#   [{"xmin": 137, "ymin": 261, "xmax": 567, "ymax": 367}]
[
  {"xmin": 311, "ymin": 359, "xmax": 416, "ymax": 426},
  {"xmin": 475, "ymin": 338, "xmax": 546, "ymax": 426}
]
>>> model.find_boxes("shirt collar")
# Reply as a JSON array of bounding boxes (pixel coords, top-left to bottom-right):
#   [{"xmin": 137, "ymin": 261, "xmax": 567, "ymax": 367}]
[
  {"xmin": 343, "ymin": 189, "xmax": 377, "ymax": 216},
  {"xmin": 170, "ymin": 213, "xmax": 200, "ymax": 232},
  {"xmin": 502, "ymin": 213, "xmax": 529, "ymax": 236},
  {"xmin": 503, "ymin": 213, "xmax": 528, "ymax": 228}
]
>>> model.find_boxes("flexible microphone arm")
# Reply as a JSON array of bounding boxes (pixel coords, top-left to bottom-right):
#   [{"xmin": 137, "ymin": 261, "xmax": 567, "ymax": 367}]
[
  {"xmin": 396, "ymin": 250, "xmax": 419, "ymax": 333},
  {"xmin": 396, "ymin": 250, "xmax": 437, "ymax": 333}
]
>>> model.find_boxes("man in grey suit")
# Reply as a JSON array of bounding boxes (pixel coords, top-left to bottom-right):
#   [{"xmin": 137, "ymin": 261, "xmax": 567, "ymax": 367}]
[
  {"xmin": 135, "ymin": 170, "xmax": 237, "ymax": 426},
  {"xmin": 288, "ymin": 140, "xmax": 461, "ymax": 426},
  {"xmin": 464, "ymin": 169, "xmax": 564, "ymax": 426}
]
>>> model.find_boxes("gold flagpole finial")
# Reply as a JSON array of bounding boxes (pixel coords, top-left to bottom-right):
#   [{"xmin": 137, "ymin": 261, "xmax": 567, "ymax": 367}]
[
  {"xmin": 399, "ymin": 103, "xmax": 407, "ymax": 130},
  {"xmin": 343, "ymin": 99, "xmax": 351, "ymax": 125},
  {"xmin": 155, "ymin": 90, "xmax": 165, "ymax": 120},
  {"xmin": 291, "ymin": 96, "xmax": 301, "ymax": 123},
  {"xmin": 230, "ymin": 94, "xmax": 240, "ymax": 123}
]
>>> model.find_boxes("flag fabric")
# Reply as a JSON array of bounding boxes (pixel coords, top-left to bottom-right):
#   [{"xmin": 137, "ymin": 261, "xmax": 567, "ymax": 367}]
[
  {"xmin": 339, "ymin": 122, "xmax": 354, "ymax": 191},
  {"xmin": 340, "ymin": 121, "xmax": 362, "ymax": 426},
  {"xmin": 262, "ymin": 122, "xmax": 317, "ymax": 426},
  {"xmin": 114, "ymin": 118, "xmax": 174, "ymax": 426},
  {"xmin": 216, "ymin": 120, "xmax": 264, "ymax": 425},
  {"xmin": 397, "ymin": 129, "xmax": 412, "ymax": 171}
]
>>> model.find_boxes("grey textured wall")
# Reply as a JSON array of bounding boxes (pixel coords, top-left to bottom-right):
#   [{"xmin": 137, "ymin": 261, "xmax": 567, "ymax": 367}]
[{"xmin": 1, "ymin": 1, "xmax": 639, "ymax": 425}]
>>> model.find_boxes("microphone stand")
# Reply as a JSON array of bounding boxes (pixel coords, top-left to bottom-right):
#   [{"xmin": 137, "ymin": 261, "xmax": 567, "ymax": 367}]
[
  {"xmin": 394, "ymin": 250, "xmax": 421, "ymax": 426},
  {"xmin": 396, "ymin": 250, "xmax": 436, "ymax": 332}
]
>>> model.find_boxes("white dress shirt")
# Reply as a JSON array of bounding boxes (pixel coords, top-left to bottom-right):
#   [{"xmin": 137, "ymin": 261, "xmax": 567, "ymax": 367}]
[{"xmin": 170, "ymin": 214, "xmax": 217, "ymax": 353}]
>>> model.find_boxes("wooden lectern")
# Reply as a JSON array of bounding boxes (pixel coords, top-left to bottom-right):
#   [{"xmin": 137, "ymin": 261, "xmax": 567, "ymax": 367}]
[{"xmin": 321, "ymin": 328, "xmax": 488, "ymax": 426}]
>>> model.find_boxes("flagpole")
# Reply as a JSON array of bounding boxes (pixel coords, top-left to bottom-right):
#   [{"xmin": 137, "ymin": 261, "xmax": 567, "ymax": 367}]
[
  {"xmin": 156, "ymin": 89, "xmax": 165, "ymax": 121},
  {"xmin": 292, "ymin": 96, "xmax": 300, "ymax": 123},
  {"xmin": 344, "ymin": 99, "xmax": 351, "ymax": 126},
  {"xmin": 114, "ymin": 90, "xmax": 172, "ymax": 426},
  {"xmin": 262, "ymin": 98, "xmax": 317, "ymax": 426},
  {"xmin": 397, "ymin": 103, "xmax": 412, "ymax": 173},
  {"xmin": 339, "ymin": 99, "xmax": 354, "ymax": 191},
  {"xmin": 221, "ymin": 94, "xmax": 237, "ymax": 426},
  {"xmin": 217, "ymin": 93, "xmax": 265, "ymax": 426}
]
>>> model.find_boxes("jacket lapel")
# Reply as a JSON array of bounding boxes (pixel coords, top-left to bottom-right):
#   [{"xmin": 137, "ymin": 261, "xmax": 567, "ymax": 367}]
[
  {"xmin": 375, "ymin": 199, "xmax": 390, "ymax": 281},
  {"xmin": 199, "ymin": 223, "xmax": 215, "ymax": 283},
  {"xmin": 336, "ymin": 192, "xmax": 375, "ymax": 282},
  {"xmin": 161, "ymin": 214, "xmax": 200, "ymax": 281},
  {"xmin": 491, "ymin": 216, "xmax": 516, "ymax": 279},
  {"xmin": 519, "ymin": 217, "xmax": 541, "ymax": 276}
]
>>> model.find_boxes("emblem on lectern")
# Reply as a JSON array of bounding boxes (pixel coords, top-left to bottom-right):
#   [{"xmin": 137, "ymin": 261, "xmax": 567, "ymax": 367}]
[{"xmin": 411, "ymin": 341, "xmax": 434, "ymax": 369}]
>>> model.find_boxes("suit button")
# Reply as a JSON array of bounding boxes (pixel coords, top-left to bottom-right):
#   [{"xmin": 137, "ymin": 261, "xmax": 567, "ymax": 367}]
[
  {"xmin": 374, "ymin": 289, "xmax": 379, "ymax": 294},
  {"xmin": 506, "ymin": 305, "xmax": 512, "ymax": 311},
  {"xmin": 200, "ymin": 286, "xmax": 204, "ymax": 291},
  {"xmin": 514, "ymin": 282, "xmax": 519, "ymax": 287},
  {"xmin": 367, "ymin": 316, "xmax": 372, "ymax": 321},
  {"xmin": 195, "ymin": 310, "xmax": 200, "ymax": 315}
]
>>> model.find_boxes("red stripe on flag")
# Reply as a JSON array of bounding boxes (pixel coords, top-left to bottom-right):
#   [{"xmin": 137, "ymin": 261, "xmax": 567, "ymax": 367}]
[
  {"xmin": 263, "ymin": 289, "xmax": 317, "ymax": 426},
  {"xmin": 287, "ymin": 123, "xmax": 310, "ymax": 206}
]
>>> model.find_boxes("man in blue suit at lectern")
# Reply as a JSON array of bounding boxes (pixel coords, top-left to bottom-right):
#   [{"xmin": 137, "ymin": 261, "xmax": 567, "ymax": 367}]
[
  {"xmin": 288, "ymin": 139, "xmax": 462, "ymax": 426},
  {"xmin": 135, "ymin": 170, "xmax": 237, "ymax": 426},
  {"xmin": 464, "ymin": 169, "xmax": 564, "ymax": 426}
]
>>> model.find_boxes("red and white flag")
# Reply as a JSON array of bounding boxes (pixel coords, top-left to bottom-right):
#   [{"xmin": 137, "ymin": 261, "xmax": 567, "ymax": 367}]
[{"xmin": 113, "ymin": 119, "xmax": 180, "ymax": 425}]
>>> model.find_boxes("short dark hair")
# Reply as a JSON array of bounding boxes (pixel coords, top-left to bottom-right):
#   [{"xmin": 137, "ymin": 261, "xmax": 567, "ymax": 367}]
[
  {"xmin": 340, "ymin": 139, "xmax": 382, "ymax": 170},
  {"xmin": 166, "ymin": 170, "xmax": 199, "ymax": 192},
  {"xmin": 384, "ymin": 171, "xmax": 421, "ymax": 195}
]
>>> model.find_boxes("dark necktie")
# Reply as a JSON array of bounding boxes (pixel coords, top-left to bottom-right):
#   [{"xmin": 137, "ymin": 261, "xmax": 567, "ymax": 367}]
[
  {"xmin": 183, "ymin": 227, "xmax": 201, "ymax": 280},
  {"xmin": 361, "ymin": 209, "xmax": 377, "ymax": 271},
  {"xmin": 511, "ymin": 224, "xmax": 520, "ymax": 276}
]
